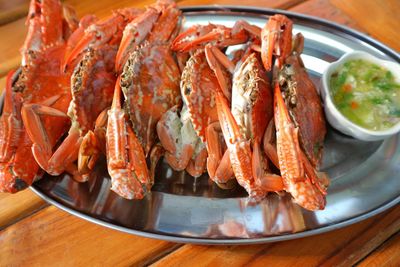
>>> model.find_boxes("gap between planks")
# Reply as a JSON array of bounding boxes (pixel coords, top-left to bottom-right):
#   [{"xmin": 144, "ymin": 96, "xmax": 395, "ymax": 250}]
[
  {"xmin": 0, "ymin": 189, "xmax": 48, "ymax": 231},
  {"xmin": 356, "ymin": 230, "xmax": 400, "ymax": 267},
  {"xmin": 148, "ymin": 205, "xmax": 400, "ymax": 267},
  {"xmin": 354, "ymin": 229, "xmax": 400, "ymax": 267},
  {"xmin": 0, "ymin": 205, "xmax": 182, "ymax": 266},
  {"xmin": 0, "ymin": 0, "xmax": 399, "ymax": 265}
]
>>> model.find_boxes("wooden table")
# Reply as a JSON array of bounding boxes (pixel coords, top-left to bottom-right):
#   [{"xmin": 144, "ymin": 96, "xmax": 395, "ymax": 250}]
[{"xmin": 0, "ymin": 0, "xmax": 399, "ymax": 266}]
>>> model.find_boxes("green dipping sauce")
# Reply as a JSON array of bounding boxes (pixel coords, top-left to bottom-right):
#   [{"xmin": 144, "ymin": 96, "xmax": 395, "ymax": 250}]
[{"xmin": 330, "ymin": 59, "xmax": 400, "ymax": 131}]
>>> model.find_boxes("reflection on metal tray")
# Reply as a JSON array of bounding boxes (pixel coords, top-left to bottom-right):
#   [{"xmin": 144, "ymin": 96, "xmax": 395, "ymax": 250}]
[{"xmin": 31, "ymin": 6, "xmax": 400, "ymax": 244}]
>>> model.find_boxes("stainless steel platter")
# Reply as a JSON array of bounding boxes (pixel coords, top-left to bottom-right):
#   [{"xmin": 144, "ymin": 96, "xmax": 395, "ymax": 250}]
[{"xmin": 30, "ymin": 6, "xmax": 400, "ymax": 244}]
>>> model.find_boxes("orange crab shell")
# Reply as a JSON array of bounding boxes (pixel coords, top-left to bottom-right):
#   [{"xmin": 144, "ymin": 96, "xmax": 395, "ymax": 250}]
[
  {"xmin": 277, "ymin": 52, "xmax": 327, "ymax": 167},
  {"xmin": 232, "ymin": 53, "xmax": 273, "ymax": 144},
  {"xmin": 121, "ymin": 41, "xmax": 181, "ymax": 156},
  {"xmin": 180, "ymin": 50, "xmax": 231, "ymax": 142},
  {"xmin": 70, "ymin": 45, "xmax": 116, "ymax": 135}
]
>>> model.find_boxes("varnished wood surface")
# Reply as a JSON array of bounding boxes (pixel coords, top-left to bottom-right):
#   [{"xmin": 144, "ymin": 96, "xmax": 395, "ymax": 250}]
[{"xmin": 0, "ymin": 0, "xmax": 399, "ymax": 266}]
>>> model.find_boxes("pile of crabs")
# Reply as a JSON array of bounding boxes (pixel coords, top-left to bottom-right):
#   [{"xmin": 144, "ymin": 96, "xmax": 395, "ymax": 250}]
[{"xmin": 0, "ymin": 0, "xmax": 330, "ymax": 211}]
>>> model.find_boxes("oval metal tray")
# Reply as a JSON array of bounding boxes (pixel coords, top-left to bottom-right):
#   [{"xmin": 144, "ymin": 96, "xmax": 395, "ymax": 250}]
[{"xmin": 31, "ymin": 6, "xmax": 400, "ymax": 244}]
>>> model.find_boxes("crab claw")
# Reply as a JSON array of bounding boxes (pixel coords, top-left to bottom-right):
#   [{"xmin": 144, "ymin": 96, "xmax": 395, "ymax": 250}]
[
  {"xmin": 22, "ymin": 0, "xmax": 64, "ymax": 65},
  {"xmin": 64, "ymin": 8, "xmax": 142, "ymax": 71},
  {"xmin": 182, "ymin": 25, "xmax": 249, "ymax": 53},
  {"xmin": 171, "ymin": 24, "xmax": 218, "ymax": 51},
  {"xmin": 215, "ymin": 89, "xmax": 265, "ymax": 199},
  {"xmin": 63, "ymin": 16, "xmax": 121, "ymax": 71},
  {"xmin": 61, "ymin": 14, "xmax": 98, "ymax": 71},
  {"xmin": 115, "ymin": 8, "xmax": 160, "ymax": 72},
  {"xmin": 172, "ymin": 21, "xmax": 261, "ymax": 53},
  {"xmin": 261, "ymin": 14, "xmax": 293, "ymax": 71},
  {"xmin": 106, "ymin": 78, "xmax": 150, "ymax": 199}
]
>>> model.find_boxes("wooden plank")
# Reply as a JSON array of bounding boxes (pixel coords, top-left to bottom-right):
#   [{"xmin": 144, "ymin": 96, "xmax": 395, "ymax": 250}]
[
  {"xmin": 290, "ymin": 0, "xmax": 362, "ymax": 30},
  {"xmin": 0, "ymin": 18, "xmax": 26, "ymax": 77},
  {"xmin": 0, "ymin": 0, "xmax": 29, "ymax": 25},
  {"xmin": 0, "ymin": 190, "xmax": 47, "ymax": 229},
  {"xmin": 150, "ymin": 205, "xmax": 400, "ymax": 267},
  {"xmin": 66, "ymin": 0, "xmax": 156, "ymax": 18},
  {"xmin": 292, "ymin": 0, "xmax": 400, "ymax": 52},
  {"xmin": 331, "ymin": 0, "xmax": 400, "ymax": 52},
  {"xmin": 0, "ymin": 205, "xmax": 179, "ymax": 266},
  {"xmin": 177, "ymin": 0, "xmax": 304, "ymax": 10},
  {"xmin": 357, "ymin": 231, "xmax": 400, "ymax": 267}
]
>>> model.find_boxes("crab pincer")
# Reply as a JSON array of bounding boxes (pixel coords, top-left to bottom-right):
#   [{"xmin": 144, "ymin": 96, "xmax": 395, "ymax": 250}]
[
  {"xmin": 261, "ymin": 14, "xmax": 293, "ymax": 71},
  {"xmin": 107, "ymin": 79, "xmax": 150, "ymax": 199}
]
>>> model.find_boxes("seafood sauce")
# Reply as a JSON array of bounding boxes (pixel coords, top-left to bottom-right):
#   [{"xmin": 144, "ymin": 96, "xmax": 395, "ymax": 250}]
[{"xmin": 330, "ymin": 59, "xmax": 400, "ymax": 130}]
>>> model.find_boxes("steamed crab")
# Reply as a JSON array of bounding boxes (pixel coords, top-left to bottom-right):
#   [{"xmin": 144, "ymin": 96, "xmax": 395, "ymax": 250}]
[
  {"xmin": 163, "ymin": 21, "xmax": 263, "ymax": 184},
  {"xmin": 0, "ymin": 0, "xmax": 78, "ymax": 192},
  {"xmin": 106, "ymin": 0, "xmax": 182, "ymax": 199},
  {"xmin": 20, "ymin": 8, "xmax": 143, "ymax": 181},
  {"xmin": 263, "ymin": 15, "xmax": 329, "ymax": 210}
]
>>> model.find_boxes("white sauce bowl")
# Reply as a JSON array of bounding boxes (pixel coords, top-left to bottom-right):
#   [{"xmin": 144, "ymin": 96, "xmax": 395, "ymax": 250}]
[{"xmin": 321, "ymin": 51, "xmax": 400, "ymax": 141}]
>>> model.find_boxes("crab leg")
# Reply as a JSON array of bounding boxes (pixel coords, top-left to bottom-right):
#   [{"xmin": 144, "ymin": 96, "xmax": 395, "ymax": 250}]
[
  {"xmin": 62, "ymin": 14, "xmax": 98, "ymax": 71},
  {"xmin": 205, "ymin": 45, "xmax": 235, "ymax": 100},
  {"xmin": 172, "ymin": 24, "xmax": 217, "ymax": 51},
  {"xmin": 186, "ymin": 147, "xmax": 208, "ymax": 178},
  {"xmin": 107, "ymin": 79, "xmax": 150, "ymax": 200},
  {"xmin": 215, "ymin": 89, "xmax": 265, "ymax": 199},
  {"xmin": 205, "ymin": 122, "xmax": 233, "ymax": 184},
  {"xmin": 232, "ymin": 20, "xmax": 261, "ymax": 38},
  {"xmin": 78, "ymin": 108, "xmax": 109, "ymax": 178},
  {"xmin": 149, "ymin": 143, "xmax": 165, "ymax": 185},
  {"xmin": 252, "ymin": 140, "xmax": 284, "ymax": 192},
  {"xmin": 20, "ymin": 100, "xmax": 84, "ymax": 176},
  {"xmin": 263, "ymin": 119, "xmax": 280, "ymax": 169}
]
